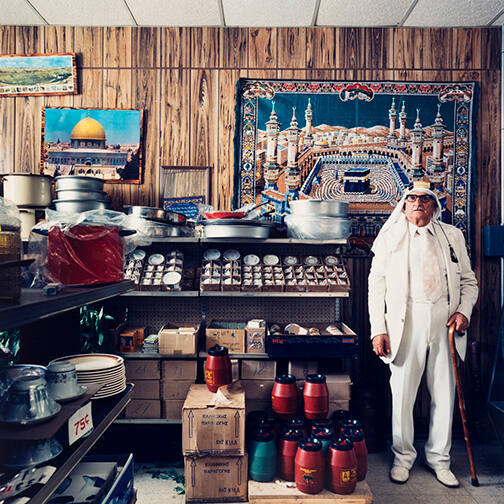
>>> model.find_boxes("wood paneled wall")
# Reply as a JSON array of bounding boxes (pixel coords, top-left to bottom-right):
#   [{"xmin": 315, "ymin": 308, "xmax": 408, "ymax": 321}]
[{"xmin": 0, "ymin": 26, "xmax": 501, "ymax": 409}]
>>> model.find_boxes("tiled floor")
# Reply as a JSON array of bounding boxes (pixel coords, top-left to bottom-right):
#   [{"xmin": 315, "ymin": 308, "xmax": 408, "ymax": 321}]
[
  {"xmin": 367, "ymin": 440, "xmax": 504, "ymax": 504},
  {"xmin": 134, "ymin": 440, "xmax": 504, "ymax": 503}
]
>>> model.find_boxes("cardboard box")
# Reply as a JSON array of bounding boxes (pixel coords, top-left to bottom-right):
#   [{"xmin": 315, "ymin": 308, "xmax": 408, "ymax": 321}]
[
  {"xmin": 241, "ymin": 380, "xmax": 274, "ymax": 401},
  {"xmin": 241, "ymin": 360, "xmax": 276, "ymax": 380},
  {"xmin": 131, "ymin": 380, "xmax": 160, "ymax": 400},
  {"xmin": 84, "ymin": 454, "xmax": 134, "ymax": 504},
  {"xmin": 161, "ymin": 380, "xmax": 194, "ymax": 400},
  {"xmin": 162, "ymin": 400, "xmax": 185, "ymax": 419},
  {"xmin": 246, "ymin": 319, "xmax": 266, "ymax": 353},
  {"xmin": 158, "ymin": 322, "xmax": 199, "ymax": 355},
  {"xmin": 206, "ymin": 321, "xmax": 246, "ymax": 354},
  {"xmin": 161, "ymin": 360, "xmax": 197, "ymax": 380},
  {"xmin": 125, "ymin": 399, "xmax": 161, "ymax": 419},
  {"xmin": 184, "ymin": 454, "xmax": 248, "ymax": 502},
  {"xmin": 182, "ymin": 383, "xmax": 245, "ymax": 456},
  {"xmin": 326, "ymin": 374, "xmax": 352, "ymax": 400},
  {"xmin": 125, "ymin": 360, "xmax": 160, "ymax": 380},
  {"xmin": 287, "ymin": 360, "xmax": 318, "ymax": 379}
]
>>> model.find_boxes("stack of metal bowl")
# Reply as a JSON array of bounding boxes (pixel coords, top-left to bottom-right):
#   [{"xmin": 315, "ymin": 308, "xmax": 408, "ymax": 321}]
[
  {"xmin": 54, "ymin": 176, "xmax": 110, "ymax": 213},
  {"xmin": 285, "ymin": 199, "xmax": 351, "ymax": 240}
]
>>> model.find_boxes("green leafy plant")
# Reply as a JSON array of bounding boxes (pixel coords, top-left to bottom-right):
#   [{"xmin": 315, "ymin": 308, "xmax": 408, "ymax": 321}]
[
  {"xmin": 79, "ymin": 305, "xmax": 116, "ymax": 353},
  {"xmin": 0, "ymin": 329, "xmax": 20, "ymax": 363}
]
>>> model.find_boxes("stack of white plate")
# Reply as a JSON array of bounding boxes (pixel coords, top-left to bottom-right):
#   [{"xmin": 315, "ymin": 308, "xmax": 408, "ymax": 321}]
[{"xmin": 49, "ymin": 354, "xmax": 126, "ymax": 399}]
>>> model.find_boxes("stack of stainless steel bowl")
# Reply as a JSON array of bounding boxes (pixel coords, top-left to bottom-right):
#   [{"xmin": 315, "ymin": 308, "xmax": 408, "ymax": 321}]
[
  {"xmin": 54, "ymin": 176, "xmax": 109, "ymax": 213},
  {"xmin": 285, "ymin": 199, "xmax": 351, "ymax": 240}
]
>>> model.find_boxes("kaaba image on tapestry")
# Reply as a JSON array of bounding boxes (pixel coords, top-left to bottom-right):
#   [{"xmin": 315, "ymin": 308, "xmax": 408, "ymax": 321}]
[{"xmin": 234, "ymin": 80, "xmax": 476, "ymax": 248}]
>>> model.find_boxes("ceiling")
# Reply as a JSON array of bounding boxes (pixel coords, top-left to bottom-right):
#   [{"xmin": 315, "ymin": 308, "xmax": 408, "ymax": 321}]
[{"xmin": 1, "ymin": 0, "xmax": 504, "ymax": 28}]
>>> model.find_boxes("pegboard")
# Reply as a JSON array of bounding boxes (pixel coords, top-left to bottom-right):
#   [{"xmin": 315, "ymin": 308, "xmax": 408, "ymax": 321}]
[
  {"xmin": 203, "ymin": 296, "xmax": 337, "ymax": 325},
  {"xmin": 109, "ymin": 296, "xmax": 202, "ymax": 334}
]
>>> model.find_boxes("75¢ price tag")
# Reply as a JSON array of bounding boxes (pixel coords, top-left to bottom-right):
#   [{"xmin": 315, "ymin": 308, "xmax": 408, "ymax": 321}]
[{"xmin": 68, "ymin": 402, "xmax": 93, "ymax": 446}]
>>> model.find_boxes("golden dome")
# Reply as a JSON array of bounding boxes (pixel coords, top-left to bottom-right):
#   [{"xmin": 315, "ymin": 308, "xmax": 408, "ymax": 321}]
[{"xmin": 71, "ymin": 117, "xmax": 106, "ymax": 141}]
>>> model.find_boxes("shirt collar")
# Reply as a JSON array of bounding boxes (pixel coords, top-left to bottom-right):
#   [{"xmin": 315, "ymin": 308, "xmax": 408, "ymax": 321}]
[{"xmin": 408, "ymin": 220, "xmax": 435, "ymax": 236}]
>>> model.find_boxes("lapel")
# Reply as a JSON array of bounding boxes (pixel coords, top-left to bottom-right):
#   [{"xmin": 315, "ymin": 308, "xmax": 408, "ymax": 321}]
[{"xmin": 432, "ymin": 221, "xmax": 456, "ymax": 310}]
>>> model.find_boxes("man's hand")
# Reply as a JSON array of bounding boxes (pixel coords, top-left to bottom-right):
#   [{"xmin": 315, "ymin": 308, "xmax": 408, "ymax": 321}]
[
  {"xmin": 447, "ymin": 312, "xmax": 469, "ymax": 333},
  {"xmin": 372, "ymin": 333, "xmax": 390, "ymax": 357}
]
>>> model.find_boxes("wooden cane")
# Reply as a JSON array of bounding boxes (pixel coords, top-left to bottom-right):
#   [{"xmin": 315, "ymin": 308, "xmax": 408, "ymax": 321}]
[{"xmin": 448, "ymin": 323, "xmax": 479, "ymax": 486}]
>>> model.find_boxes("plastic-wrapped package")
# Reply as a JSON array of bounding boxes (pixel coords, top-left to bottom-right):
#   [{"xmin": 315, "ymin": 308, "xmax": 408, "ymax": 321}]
[
  {"xmin": 284, "ymin": 214, "xmax": 351, "ymax": 240},
  {"xmin": 0, "ymin": 197, "xmax": 22, "ymax": 300},
  {"xmin": 28, "ymin": 209, "xmax": 144, "ymax": 286}
]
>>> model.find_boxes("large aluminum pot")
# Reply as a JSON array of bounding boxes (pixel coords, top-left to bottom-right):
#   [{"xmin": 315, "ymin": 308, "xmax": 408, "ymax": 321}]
[
  {"xmin": 54, "ymin": 199, "xmax": 110, "ymax": 213},
  {"xmin": 2, "ymin": 174, "xmax": 52, "ymax": 207},
  {"xmin": 285, "ymin": 214, "xmax": 351, "ymax": 240},
  {"xmin": 202, "ymin": 219, "xmax": 273, "ymax": 239},
  {"xmin": 55, "ymin": 189, "xmax": 106, "ymax": 200},
  {"xmin": 55, "ymin": 175, "xmax": 104, "ymax": 192},
  {"xmin": 124, "ymin": 205, "xmax": 187, "ymax": 225},
  {"xmin": 288, "ymin": 199, "xmax": 349, "ymax": 218}
]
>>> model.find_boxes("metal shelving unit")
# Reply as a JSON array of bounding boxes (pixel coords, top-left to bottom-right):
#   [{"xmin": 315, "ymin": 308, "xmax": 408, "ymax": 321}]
[
  {"xmin": 121, "ymin": 290, "xmax": 199, "ymax": 297},
  {"xmin": 121, "ymin": 352, "xmax": 197, "ymax": 359},
  {"xmin": 114, "ymin": 418, "xmax": 181, "ymax": 425},
  {"xmin": 0, "ymin": 282, "xmax": 135, "ymax": 503},
  {"xmin": 0, "ymin": 280, "xmax": 134, "ymax": 331},
  {"xmin": 121, "ymin": 290, "xmax": 349, "ymax": 298},
  {"xmin": 25, "ymin": 385, "xmax": 133, "ymax": 504},
  {"xmin": 199, "ymin": 352, "xmax": 268, "ymax": 360},
  {"xmin": 201, "ymin": 291, "xmax": 349, "ymax": 298},
  {"xmin": 200, "ymin": 238, "xmax": 348, "ymax": 245}
]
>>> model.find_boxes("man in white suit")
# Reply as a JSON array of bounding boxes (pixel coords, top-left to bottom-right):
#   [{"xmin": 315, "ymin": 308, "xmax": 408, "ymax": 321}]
[{"xmin": 368, "ymin": 181, "xmax": 478, "ymax": 487}]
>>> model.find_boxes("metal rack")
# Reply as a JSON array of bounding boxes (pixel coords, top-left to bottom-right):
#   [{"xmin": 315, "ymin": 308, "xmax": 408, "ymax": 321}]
[
  {"xmin": 27, "ymin": 386, "xmax": 133, "ymax": 504},
  {"xmin": 0, "ymin": 281, "xmax": 134, "ymax": 331},
  {"xmin": 0, "ymin": 282, "xmax": 135, "ymax": 503}
]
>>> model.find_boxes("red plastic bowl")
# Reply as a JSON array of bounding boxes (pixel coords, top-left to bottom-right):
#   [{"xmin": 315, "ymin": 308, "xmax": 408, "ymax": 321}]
[{"xmin": 204, "ymin": 211, "xmax": 246, "ymax": 219}]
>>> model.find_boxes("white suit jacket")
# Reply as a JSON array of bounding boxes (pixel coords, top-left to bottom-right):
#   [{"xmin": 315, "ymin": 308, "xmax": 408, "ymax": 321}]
[{"xmin": 368, "ymin": 217, "xmax": 478, "ymax": 363}]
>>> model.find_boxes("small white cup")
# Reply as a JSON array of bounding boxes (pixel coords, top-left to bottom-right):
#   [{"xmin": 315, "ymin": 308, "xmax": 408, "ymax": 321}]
[{"xmin": 46, "ymin": 361, "xmax": 80, "ymax": 400}]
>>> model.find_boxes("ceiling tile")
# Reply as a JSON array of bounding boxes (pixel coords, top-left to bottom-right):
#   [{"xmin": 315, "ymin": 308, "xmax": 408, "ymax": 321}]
[
  {"xmin": 0, "ymin": 0, "xmax": 45, "ymax": 25},
  {"xmin": 126, "ymin": 0, "xmax": 221, "ymax": 26},
  {"xmin": 29, "ymin": 0, "xmax": 134, "ymax": 26},
  {"xmin": 404, "ymin": 0, "xmax": 504, "ymax": 26},
  {"xmin": 223, "ymin": 0, "xmax": 316, "ymax": 27},
  {"xmin": 317, "ymin": 0, "xmax": 411, "ymax": 26}
]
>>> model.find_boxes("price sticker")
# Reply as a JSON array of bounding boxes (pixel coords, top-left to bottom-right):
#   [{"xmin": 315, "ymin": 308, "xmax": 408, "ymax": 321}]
[{"xmin": 68, "ymin": 401, "xmax": 93, "ymax": 446}]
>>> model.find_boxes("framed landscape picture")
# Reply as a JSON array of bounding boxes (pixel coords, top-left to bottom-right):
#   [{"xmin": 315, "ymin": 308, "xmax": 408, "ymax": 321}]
[
  {"xmin": 0, "ymin": 53, "xmax": 77, "ymax": 97},
  {"xmin": 41, "ymin": 107, "xmax": 144, "ymax": 184}
]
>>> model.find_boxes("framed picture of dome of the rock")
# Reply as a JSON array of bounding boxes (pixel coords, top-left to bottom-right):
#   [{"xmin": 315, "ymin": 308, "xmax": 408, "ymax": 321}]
[
  {"xmin": 233, "ymin": 79, "xmax": 477, "ymax": 252},
  {"xmin": 41, "ymin": 107, "xmax": 143, "ymax": 184}
]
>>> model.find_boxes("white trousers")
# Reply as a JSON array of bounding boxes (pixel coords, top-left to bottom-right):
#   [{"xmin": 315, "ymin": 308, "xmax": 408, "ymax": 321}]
[{"xmin": 389, "ymin": 299, "xmax": 456, "ymax": 470}]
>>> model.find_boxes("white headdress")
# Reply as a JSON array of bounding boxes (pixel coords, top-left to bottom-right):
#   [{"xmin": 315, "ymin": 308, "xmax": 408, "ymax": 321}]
[{"xmin": 373, "ymin": 181, "xmax": 442, "ymax": 251}]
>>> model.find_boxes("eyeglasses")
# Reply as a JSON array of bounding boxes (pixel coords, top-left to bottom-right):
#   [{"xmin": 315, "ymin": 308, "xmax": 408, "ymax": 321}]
[{"xmin": 405, "ymin": 194, "xmax": 433, "ymax": 203}]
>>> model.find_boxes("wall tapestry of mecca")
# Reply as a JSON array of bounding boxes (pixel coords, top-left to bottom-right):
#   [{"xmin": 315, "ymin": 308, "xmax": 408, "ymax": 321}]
[{"xmin": 234, "ymin": 79, "xmax": 477, "ymax": 252}]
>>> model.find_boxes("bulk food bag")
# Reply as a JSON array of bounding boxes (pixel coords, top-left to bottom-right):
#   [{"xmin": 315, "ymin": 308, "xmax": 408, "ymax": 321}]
[{"xmin": 29, "ymin": 209, "xmax": 141, "ymax": 286}]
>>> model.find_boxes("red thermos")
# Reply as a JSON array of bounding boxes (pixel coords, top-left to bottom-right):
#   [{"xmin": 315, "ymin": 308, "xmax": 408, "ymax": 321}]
[
  {"xmin": 342, "ymin": 427, "xmax": 368, "ymax": 481},
  {"xmin": 327, "ymin": 438, "xmax": 357, "ymax": 494},
  {"xmin": 272, "ymin": 374, "xmax": 298, "ymax": 420},
  {"xmin": 303, "ymin": 374, "xmax": 329, "ymax": 420},
  {"xmin": 294, "ymin": 437, "xmax": 325, "ymax": 494},
  {"xmin": 278, "ymin": 428, "xmax": 304, "ymax": 481},
  {"xmin": 205, "ymin": 345, "xmax": 232, "ymax": 393}
]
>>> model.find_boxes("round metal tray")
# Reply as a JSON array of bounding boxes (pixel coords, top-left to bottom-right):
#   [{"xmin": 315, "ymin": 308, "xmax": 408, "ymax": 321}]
[{"xmin": 202, "ymin": 219, "xmax": 274, "ymax": 239}]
